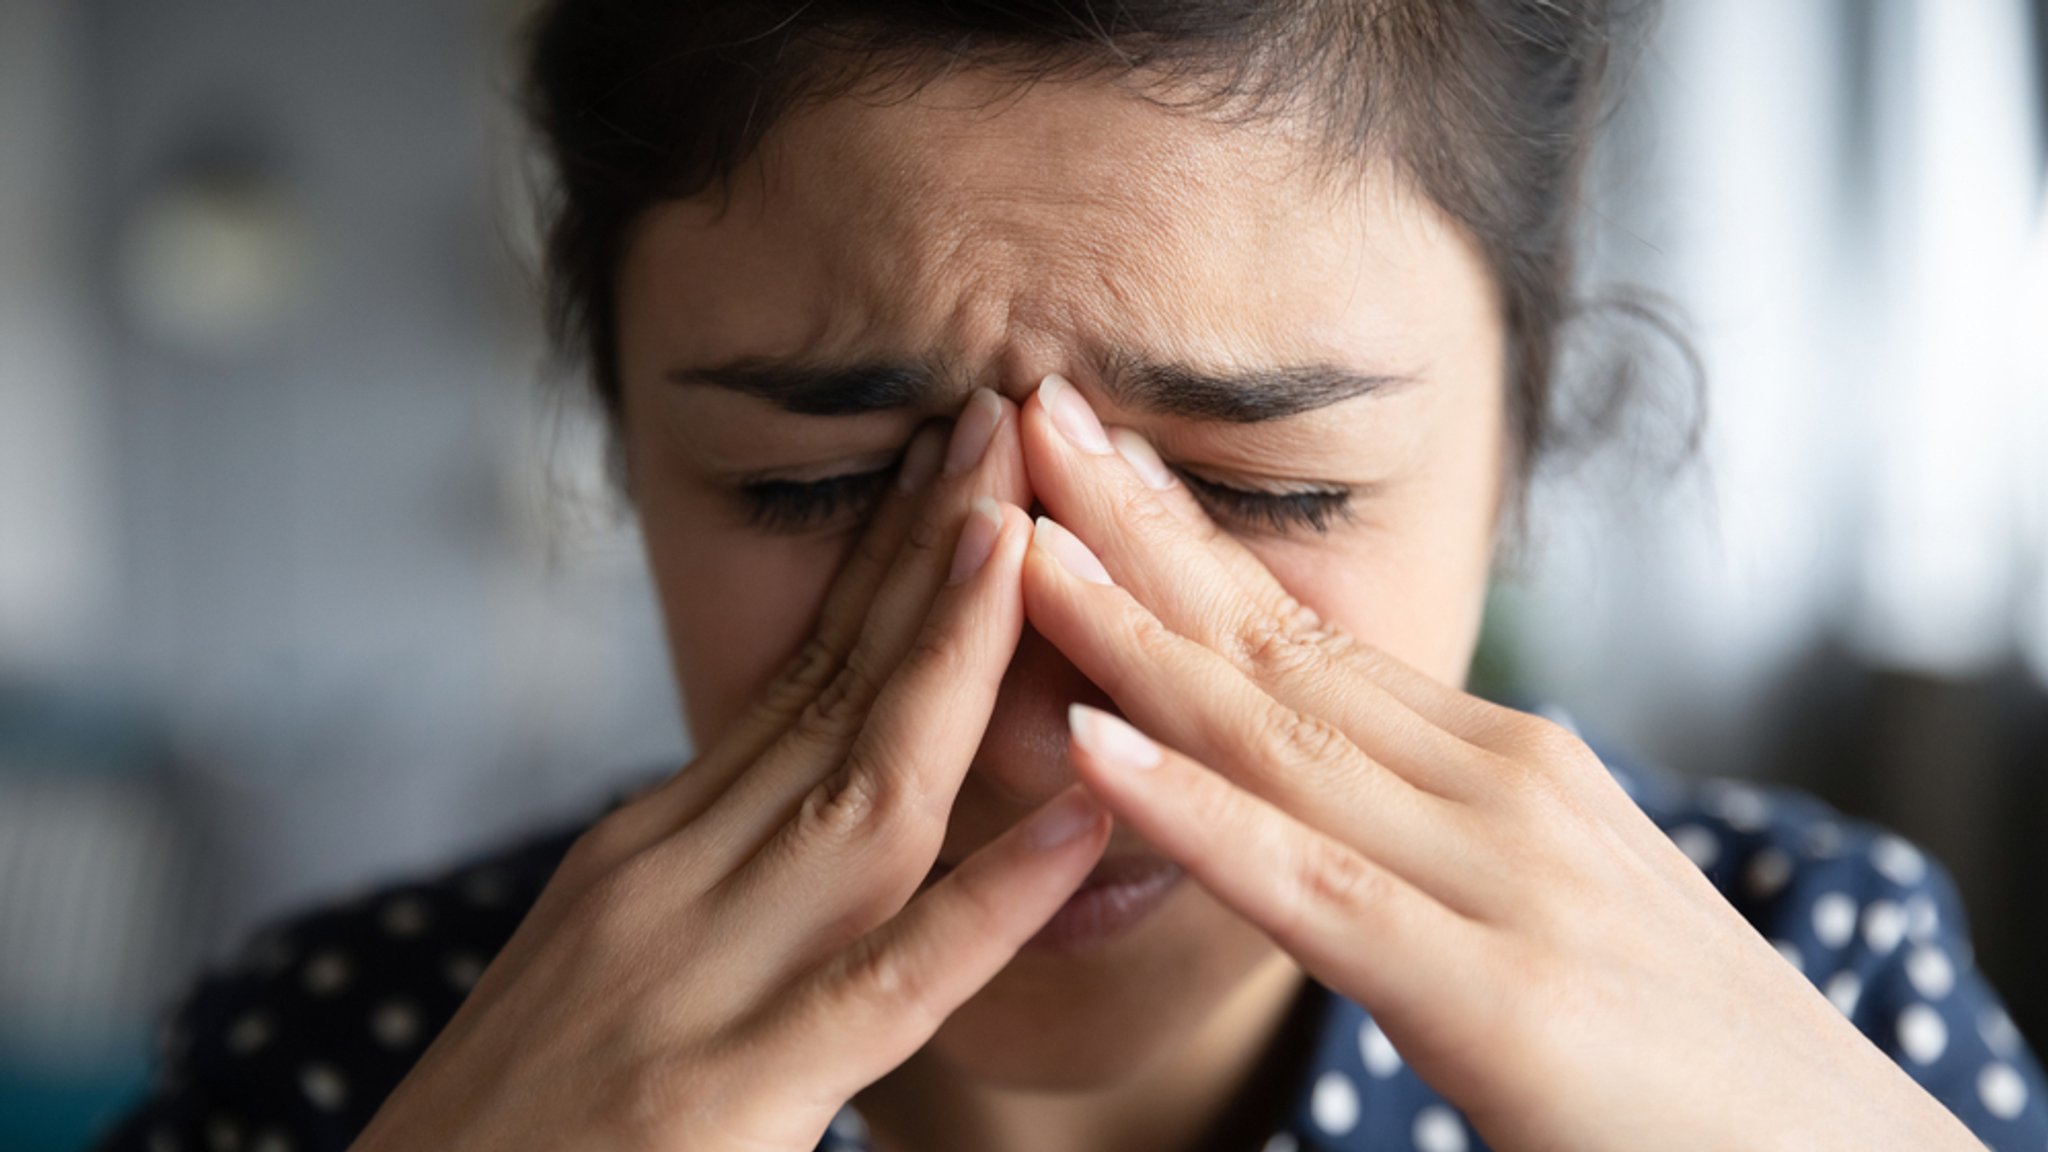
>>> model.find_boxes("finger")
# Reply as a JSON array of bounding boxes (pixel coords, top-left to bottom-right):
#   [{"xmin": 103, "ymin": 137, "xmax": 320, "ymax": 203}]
[
  {"xmin": 707, "ymin": 501, "xmax": 1036, "ymax": 926},
  {"xmin": 567, "ymin": 422, "xmax": 954, "ymax": 872},
  {"xmin": 1063, "ymin": 704, "xmax": 1482, "ymax": 1026},
  {"xmin": 1018, "ymin": 375, "xmax": 1496, "ymax": 790},
  {"xmin": 1022, "ymin": 510, "xmax": 1471, "ymax": 805},
  {"xmin": 683, "ymin": 392, "xmax": 1030, "ymax": 873},
  {"xmin": 748, "ymin": 784, "xmax": 1109, "ymax": 1103},
  {"xmin": 1020, "ymin": 517, "xmax": 1504, "ymax": 916}
]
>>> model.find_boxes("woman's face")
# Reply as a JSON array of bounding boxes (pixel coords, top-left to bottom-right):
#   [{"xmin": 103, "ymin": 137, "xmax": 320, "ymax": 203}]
[{"xmin": 614, "ymin": 72, "xmax": 1506, "ymax": 1087}]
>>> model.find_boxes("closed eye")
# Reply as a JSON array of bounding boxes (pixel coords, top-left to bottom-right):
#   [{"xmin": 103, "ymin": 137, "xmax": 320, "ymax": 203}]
[
  {"xmin": 735, "ymin": 460, "xmax": 1356, "ymax": 537},
  {"xmin": 738, "ymin": 467, "xmax": 896, "ymax": 532},
  {"xmin": 1171, "ymin": 468, "xmax": 1355, "ymax": 535}
]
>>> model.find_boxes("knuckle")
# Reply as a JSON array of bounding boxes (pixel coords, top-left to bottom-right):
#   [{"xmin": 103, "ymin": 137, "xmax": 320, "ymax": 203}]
[
  {"xmin": 777, "ymin": 636, "xmax": 844, "ymax": 700},
  {"xmin": 566, "ymin": 851, "xmax": 665, "ymax": 954},
  {"xmin": 795, "ymin": 767, "xmax": 884, "ymax": 845},
  {"xmin": 793, "ymin": 761, "xmax": 926, "ymax": 856},
  {"xmin": 1252, "ymin": 704, "xmax": 1354, "ymax": 774},
  {"xmin": 1292, "ymin": 836, "xmax": 1382, "ymax": 926},
  {"xmin": 1500, "ymin": 715, "xmax": 1602, "ymax": 777},
  {"xmin": 1233, "ymin": 596, "xmax": 1347, "ymax": 681},
  {"xmin": 833, "ymin": 935, "xmax": 942, "ymax": 1036},
  {"xmin": 795, "ymin": 653, "xmax": 886, "ymax": 739},
  {"xmin": 1130, "ymin": 606, "xmax": 1183, "ymax": 664},
  {"xmin": 559, "ymin": 808, "xmax": 646, "ymax": 884}
]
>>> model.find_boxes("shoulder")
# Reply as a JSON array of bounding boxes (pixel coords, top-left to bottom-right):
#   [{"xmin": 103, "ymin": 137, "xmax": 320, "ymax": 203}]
[
  {"xmin": 1595, "ymin": 740, "xmax": 2048, "ymax": 1145},
  {"xmin": 90, "ymin": 808, "xmax": 596, "ymax": 1152}
]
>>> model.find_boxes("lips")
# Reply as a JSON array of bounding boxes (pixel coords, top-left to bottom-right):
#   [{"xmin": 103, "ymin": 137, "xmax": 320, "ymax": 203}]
[{"xmin": 923, "ymin": 852, "xmax": 1186, "ymax": 952}]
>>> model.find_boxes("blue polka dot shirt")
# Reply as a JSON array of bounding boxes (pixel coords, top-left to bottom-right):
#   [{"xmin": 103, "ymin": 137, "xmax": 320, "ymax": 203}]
[{"xmin": 93, "ymin": 742, "xmax": 2048, "ymax": 1152}]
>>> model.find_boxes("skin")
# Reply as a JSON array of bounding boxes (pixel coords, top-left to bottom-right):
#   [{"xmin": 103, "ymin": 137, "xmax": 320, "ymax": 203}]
[
  {"xmin": 354, "ymin": 66, "xmax": 1985, "ymax": 1152},
  {"xmin": 616, "ymin": 71, "xmax": 1503, "ymax": 1152}
]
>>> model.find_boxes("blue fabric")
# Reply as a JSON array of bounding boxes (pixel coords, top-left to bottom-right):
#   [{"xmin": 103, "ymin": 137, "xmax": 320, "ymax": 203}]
[{"xmin": 91, "ymin": 735, "xmax": 2048, "ymax": 1152}]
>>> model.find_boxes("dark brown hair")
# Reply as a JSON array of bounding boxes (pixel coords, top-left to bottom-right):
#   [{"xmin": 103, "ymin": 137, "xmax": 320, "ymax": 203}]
[{"xmin": 519, "ymin": 0, "xmax": 1672, "ymax": 489}]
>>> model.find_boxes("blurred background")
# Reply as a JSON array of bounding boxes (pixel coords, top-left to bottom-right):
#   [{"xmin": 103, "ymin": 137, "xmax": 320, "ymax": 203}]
[{"xmin": 0, "ymin": 0, "xmax": 2042, "ymax": 1147}]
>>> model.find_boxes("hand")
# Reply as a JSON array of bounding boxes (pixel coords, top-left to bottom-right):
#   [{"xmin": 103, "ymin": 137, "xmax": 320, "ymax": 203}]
[
  {"xmin": 1012, "ymin": 374, "xmax": 1985, "ymax": 1152},
  {"xmin": 351, "ymin": 390, "xmax": 1110, "ymax": 1152}
]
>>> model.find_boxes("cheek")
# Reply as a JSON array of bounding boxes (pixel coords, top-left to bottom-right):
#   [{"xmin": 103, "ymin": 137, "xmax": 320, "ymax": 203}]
[
  {"xmin": 644, "ymin": 512, "xmax": 846, "ymax": 745},
  {"xmin": 1263, "ymin": 539, "xmax": 1489, "ymax": 687},
  {"xmin": 1249, "ymin": 439, "xmax": 1503, "ymax": 685}
]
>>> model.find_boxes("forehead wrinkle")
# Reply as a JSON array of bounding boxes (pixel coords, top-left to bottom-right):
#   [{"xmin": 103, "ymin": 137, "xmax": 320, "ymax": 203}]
[{"xmin": 668, "ymin": 69, "xmax": 1457, "ymax": 402}]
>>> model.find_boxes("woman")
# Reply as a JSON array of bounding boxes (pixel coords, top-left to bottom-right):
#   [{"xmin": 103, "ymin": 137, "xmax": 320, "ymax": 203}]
[{"xmin": 97, "ymin": 1, "xmax": 2046, "ymax": 1150}]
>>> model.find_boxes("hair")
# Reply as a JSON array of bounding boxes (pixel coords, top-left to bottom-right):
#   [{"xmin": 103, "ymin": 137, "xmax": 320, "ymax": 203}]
[{"xmin": 517, "ymin": 0, "xmax": 1685, "ymax": 502}]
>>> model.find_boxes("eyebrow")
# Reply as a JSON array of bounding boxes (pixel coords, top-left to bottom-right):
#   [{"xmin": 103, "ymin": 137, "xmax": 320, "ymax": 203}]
[{"xmin": 666, "ymin": 354, "xmax": 1413, "ymax": 423}]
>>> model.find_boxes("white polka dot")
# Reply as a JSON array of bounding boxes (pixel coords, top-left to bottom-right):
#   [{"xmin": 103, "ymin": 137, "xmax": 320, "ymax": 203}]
[
  {"xmin": 1812, "ymin": 892, "xmax": 1858, "ymax": 949},
  {"xmin": 1824, "ymin": 970, "xmax": 1862, "ymax": 1017},
  {"xmin": 1771, "ymin": 938, "xmax": 1805, "ymax": 973},
  {"xmin": 301, "ymin": 949, "xmax": 353, "ymax": 997},
  {"xmin": 1260, "ymin": 1133, "xmax": 1299, "ymax": 1152},
  {"xmin": 1898, "ymin": 1003, "xmax": 1948, "ymax": 1064},
  {"xmin": 1905, "ymin": 894, "xmax": 1941, "ymax": 942},
  {"xmin": 828, "ymin": 1107, "xmax": 869, "ymax": 1142},
  {"xmin": 1871, "ymin": 835, "xmax": 1927, "ymax": 887},
  {"xmin": 1804, "ymin": 821, "xmax": 1845, "ymax": 858},
  {"xmin": 1744, "ymin": 847, "xmax": 1793, "ymax": 900},
  {"xmin": 1671, "ymin": 825, "xmax": 1721, "ymax": 870},
  {"xmin": 1707, "ymin": 784, "xmax": 1772, "ymax": 832},
  {"xmin": 370, "ymin": 999, "xmax": 423, "ymax": 1049},
  {"xmin": 225, "ymin": 1011, "xmax": 272, "ymax": 1056},
  {"xmin": 445, "ymin": 951, "xmax": 485, "ymax": 992},
  {"xmin": 1906, "ymin": 946, "xmax": 1956, "ymax": 1000},
  {"xmin": 206, "ymin": 1116, "xmax": 243, "ymax": 1152},
  {"xmin": 300, "ymin": 1062, "xmax": 349, "ymax": 1111},
  {"xmin": 1862, "ymin": 900, "xmax": 1907, "ymax": 956},
  {"xmin": 249, "ymin": 1130, "xmax": 294, "ymax": 1152},
  {"xmin": 1358, "ymin": 1017, "xmax": 1403, "ymax": 1078},
  {"xmin": 381, "ymin": 896, "xmax": 430, "ymax": 938},
  {"xmin": 1310, "ymin": 1070, "xmax": 1361, "ymax": 1136},
  {"xmin": 1412, "ymin": 1104, "xmax": 1469, "ymax": 1152},
  {"xmin": 1979, "ymin": 1061, "xmax": 2028, "ymax": 1120},
  {"xmin": 1979, "ymin": 1007, "xmax": 2021, "ymax": 1056}
]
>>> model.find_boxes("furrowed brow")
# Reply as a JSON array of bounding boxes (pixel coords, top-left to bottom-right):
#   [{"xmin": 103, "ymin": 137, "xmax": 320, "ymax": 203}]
[
  {"xmin": 1102, "ymin": 357, "xmax": 1416, "ymax": 423},
  {"xmin": 667, "ymin": 353, "xmax": 1411, "ymax": 422},
  {"xmin": 665, "ymin": 358, "xmax": 941, "ymax": 416}
]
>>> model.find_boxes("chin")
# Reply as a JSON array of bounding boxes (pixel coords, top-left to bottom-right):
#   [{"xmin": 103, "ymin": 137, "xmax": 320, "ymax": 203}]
[{"xmin": 916, "ymin": 885, "xmax": 1287, "ymax": 1090}]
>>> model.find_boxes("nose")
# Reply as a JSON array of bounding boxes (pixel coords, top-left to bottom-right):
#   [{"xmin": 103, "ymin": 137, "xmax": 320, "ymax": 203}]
[{"xmin": 959, "ymin": 623, "xmax": 1114, "ymax": 811}]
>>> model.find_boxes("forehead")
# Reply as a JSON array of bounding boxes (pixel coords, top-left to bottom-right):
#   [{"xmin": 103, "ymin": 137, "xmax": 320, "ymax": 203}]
[{"xmin": 617, "ymin": 70, "xmax": 1496, "ymax": 385}]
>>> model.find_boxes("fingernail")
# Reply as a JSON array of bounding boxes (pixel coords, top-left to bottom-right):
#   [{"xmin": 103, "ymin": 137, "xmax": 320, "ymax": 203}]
[
  {"xmin": 1032, "ymin": 517, "xmax": 1113, "ymax": 586},
  {"xmin": 1109, "ymin": 428, "xmax": 1176, "ymax": 490},
  {"xmin": 1068, "ymin": 704, "xmax": 1162, "ymax": 772},
  {"xmin": 1039, "ymin": 373, "xmax": 1113, "ymax": 455},
  {"xmin": 896, "ymin": 424, "xmax": 947, "ymax": 492},
  {"xmin": 947, "ymin": 498, "xmax": 1004, "ymax": 585},
  {"xmin": 943, "ymin": 389, "xmax": 1004, "ymax": 478},
  {"xmin": 1024, "ymin": 787, "xmax": 1103, "ymax": 850}
]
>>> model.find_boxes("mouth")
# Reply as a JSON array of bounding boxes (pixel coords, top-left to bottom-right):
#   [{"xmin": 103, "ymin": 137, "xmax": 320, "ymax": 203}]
[{"xmin": 924, "ymin": 853, "xmax": 1186, "ymax": 952}]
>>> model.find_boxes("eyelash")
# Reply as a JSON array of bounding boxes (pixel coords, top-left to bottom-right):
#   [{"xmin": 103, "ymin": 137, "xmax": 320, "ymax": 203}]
[
  {"xmin": 739, "ymin": 469, "xmax": 900, "ymax": 532},
  {"xmin": 740, "ymin": 462, "xmax": 1355, "ymax": 536},
  {"xmin": 1171, "ymin": 470, "xmax": 1355, "ymax": 535}
]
